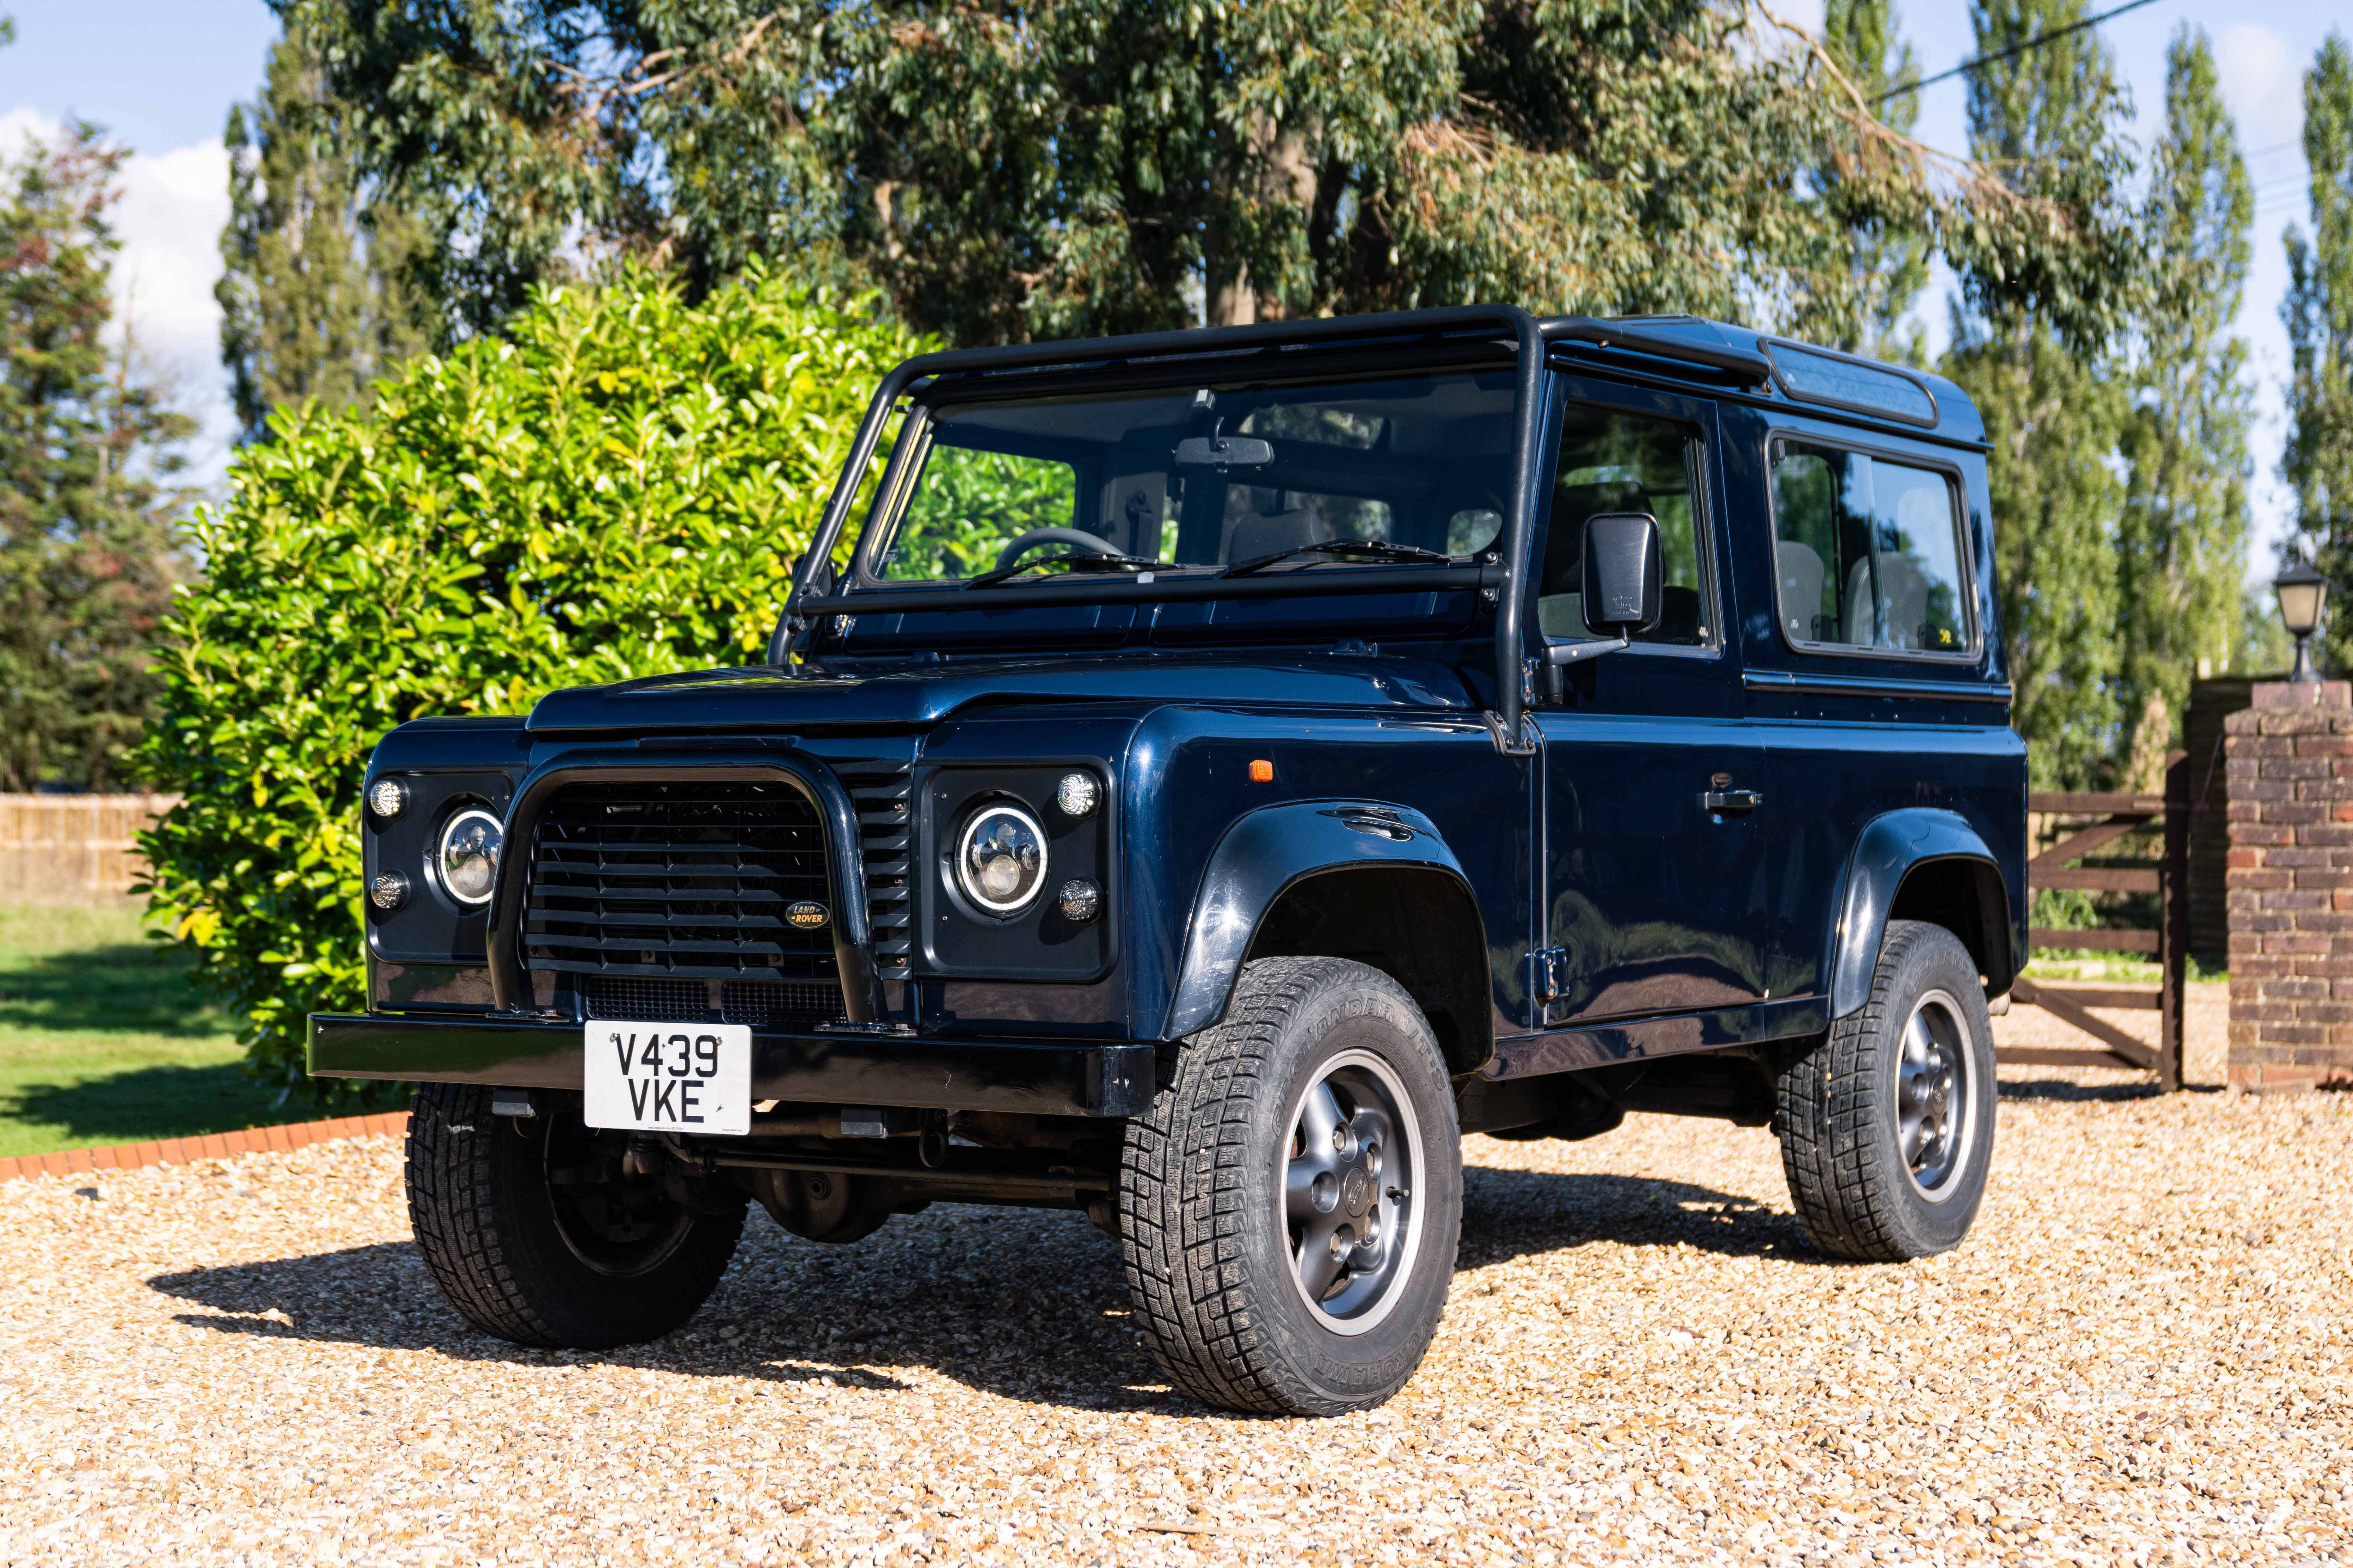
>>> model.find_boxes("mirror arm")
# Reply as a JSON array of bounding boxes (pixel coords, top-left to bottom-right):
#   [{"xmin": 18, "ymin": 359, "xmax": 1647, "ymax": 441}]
[{"xmin": 1541, "ymin": 635, "xmax": 1629, "ymax": 704}]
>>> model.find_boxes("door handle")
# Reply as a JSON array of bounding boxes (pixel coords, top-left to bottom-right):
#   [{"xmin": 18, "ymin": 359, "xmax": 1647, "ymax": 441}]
[{"xmin": 1701, "ymin": 789, "xmax": 1764, "ymax": 814}]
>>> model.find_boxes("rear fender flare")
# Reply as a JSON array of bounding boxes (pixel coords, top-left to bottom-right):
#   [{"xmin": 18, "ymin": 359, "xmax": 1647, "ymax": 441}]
[
  {"xmin": 1829, "ymin": 808, "xmax": 2017, "ymax": 1018},
  {"xmin": 1161, "ymin": 801, "xmax": 1478, "ymax": 1040}
]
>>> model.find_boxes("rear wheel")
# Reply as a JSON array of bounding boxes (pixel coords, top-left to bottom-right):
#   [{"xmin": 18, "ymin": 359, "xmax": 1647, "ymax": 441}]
[
  {"xmin": 1776, "ymin": 919, "xmax": 1996, "ymax": 1261},
  {"xmin": 1118, "ymin": 957, "xmax": 1463, "ymax": 1416},
  {"xmin": 406, "ymin": 1084, "xmax": 745, "ymax": 1348}
]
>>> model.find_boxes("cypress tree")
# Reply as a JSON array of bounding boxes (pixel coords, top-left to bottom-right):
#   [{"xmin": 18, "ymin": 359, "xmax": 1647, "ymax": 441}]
[
  {"xmin": 217, "ymin": 22, "xmax": 432, "ymax": 443},
  {"xmin": 0, "ymin": 125, "xmax": 195, "ymax": 791},
  {"xmin": 1942, "ymin": 0, "xmax": 2136, "ymax": 790},
  {"xmin": 2286, "ymin": 34, "xmax": 2353, "ymax": 672},
  {"xmin": 2115, "ymin": 26, "xmax": 2253, "ymax": 783}
]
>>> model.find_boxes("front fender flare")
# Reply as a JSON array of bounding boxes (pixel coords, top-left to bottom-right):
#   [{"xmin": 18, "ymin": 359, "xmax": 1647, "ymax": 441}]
[
  {"xmin": 1161, "ymin": 801, "xmax": 1476, "ymax": 1040},
  {"xmin": 1829, "ymin": 808, "xmax": 2018, "ymax": 1018}
]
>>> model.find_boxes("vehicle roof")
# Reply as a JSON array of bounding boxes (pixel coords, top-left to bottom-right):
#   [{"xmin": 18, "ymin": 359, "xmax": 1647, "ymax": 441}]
[{"xmin": 1539, "ymin": 314, "xmax": 1985, "ymax": 450}]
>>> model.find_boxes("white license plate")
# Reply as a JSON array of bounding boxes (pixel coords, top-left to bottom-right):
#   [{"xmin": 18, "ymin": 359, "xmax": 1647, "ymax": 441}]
[{"xmin": 583, "ymin": 1021, "xmax": 752, "ymax": 1136}]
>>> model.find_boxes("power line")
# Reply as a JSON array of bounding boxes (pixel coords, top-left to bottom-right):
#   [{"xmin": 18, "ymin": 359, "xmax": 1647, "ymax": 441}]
[{"xmin": 1872, "ymin": 0, "xmax": 2167, "ymax": 105}]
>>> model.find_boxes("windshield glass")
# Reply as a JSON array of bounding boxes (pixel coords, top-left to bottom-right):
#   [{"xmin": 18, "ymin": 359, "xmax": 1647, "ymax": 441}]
[{"xmin": 866, "ymin": 369, "xmax": 1515, "ymax": 582}]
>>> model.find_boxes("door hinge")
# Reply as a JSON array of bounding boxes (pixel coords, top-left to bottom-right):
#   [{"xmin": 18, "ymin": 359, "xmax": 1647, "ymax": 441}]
[{"xmin": 1530, "ymin": 946, "xmax": 1571, "ymax": 1005}]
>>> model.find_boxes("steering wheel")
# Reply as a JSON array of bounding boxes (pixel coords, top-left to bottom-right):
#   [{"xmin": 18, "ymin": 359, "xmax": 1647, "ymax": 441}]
[{"xmin": 991, "ymin": 527, "xmax": 1125, "ymax": 574}]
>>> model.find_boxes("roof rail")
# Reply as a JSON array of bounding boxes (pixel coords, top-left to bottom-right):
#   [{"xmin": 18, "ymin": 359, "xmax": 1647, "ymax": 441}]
[{"xmin": 1543, "ymin": 316, "xmax": 1774, "ymax": 386}]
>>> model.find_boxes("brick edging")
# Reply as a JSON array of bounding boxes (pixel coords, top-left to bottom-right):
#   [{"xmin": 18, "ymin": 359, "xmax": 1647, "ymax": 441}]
[{"xmin": 0, "ymin": 1112, "xmax": 410, "ymax": 1184}]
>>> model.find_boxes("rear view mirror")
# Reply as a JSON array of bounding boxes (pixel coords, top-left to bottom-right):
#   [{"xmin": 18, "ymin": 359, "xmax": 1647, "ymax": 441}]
[
  {"xmin": 1173, "ymin": 434, "xmax": 1274, "ymax": 468},
  {"xmin": 1582, "ymin": 512, "xmax": 1662, "ymax": 634}
]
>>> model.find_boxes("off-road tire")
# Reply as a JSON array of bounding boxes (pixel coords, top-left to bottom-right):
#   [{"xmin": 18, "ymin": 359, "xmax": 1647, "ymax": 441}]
[
  {"xmin": 1776, "ymin": 919, "xmax": 1996, "ymax": 1261},
  {"xmin": 1118, "ymin": 957, "xmax": 1463, "ymax": 1416},
  {"xmin": 406, "ymin": 1084, "xmax": 745, "ymax": 1348}
]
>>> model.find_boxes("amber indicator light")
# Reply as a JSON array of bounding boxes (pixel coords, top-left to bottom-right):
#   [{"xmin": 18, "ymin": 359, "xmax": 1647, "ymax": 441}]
[{"xmin": 1249, "ymin": 759, "xmax": 1274, "ymax": 783}]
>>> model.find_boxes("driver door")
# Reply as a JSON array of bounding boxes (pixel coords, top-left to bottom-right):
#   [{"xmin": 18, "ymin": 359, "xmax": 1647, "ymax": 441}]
[{"xmin": 1530, "ymin": 384, "xmax": 1771, "ymax": 1027}]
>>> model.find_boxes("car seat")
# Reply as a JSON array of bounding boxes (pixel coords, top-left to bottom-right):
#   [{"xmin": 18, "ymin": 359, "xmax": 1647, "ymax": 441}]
[{"xmin": 1776, "ymin": 540, "xmax": 1825, "ymax": 644}]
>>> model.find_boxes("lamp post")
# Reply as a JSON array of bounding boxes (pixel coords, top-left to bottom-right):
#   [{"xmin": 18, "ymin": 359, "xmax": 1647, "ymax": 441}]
[{"xmin": 2276, "ymin": 561, "xmax": 2329, "ymax": 684}]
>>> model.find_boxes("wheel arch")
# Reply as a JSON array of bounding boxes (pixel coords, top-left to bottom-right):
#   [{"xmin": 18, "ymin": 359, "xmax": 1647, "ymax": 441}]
[
  {"xmin": 1160, "ymin": 801, "xmax": 1492, "ymax": 1074},
  {"xmin": 1829, "ymin": 809, "xmax": 2020, "ymax": 1019}
]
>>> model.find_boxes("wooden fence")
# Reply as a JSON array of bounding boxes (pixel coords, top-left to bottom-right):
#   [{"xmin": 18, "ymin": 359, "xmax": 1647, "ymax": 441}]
[
  {"xmin": 0, "ymin": 794, "xmax": 178, "ymax": 906},
  {"xmin": 2001, "ymin": 755, "xmax": 2189, "ymax": 1091}
]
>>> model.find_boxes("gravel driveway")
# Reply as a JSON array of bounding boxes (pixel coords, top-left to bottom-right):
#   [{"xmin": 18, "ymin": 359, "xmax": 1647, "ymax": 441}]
[{"xmin": 2, "ymin": 984, "xmax": 2347, "ymax": 1564}]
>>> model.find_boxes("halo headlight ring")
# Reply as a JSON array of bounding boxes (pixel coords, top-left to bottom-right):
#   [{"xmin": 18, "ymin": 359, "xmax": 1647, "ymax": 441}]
[
  {"xmin": 437, "ymin": 807, "xmax": 506, "ymax": 907},
  {"xmin": 953, "ymin": 801, "xmax": 1050, "ymax": 916}
]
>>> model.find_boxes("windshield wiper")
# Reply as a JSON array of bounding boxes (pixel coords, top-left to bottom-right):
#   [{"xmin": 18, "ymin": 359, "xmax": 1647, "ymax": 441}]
[
  {"xmin": 963, "ymin": 551, "xmax": 1174, "ymax": 589},
  {"xmin": 1220, "ymin": 539, "xmax": 1453, "ymax": 578}
]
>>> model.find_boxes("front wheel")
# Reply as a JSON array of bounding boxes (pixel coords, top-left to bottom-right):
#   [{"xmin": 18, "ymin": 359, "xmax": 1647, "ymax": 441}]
[
  {"xmin": 406, "ymin": 1084, "xmax": 745, "ymax": 1348},
  {"xmin": 1118, "ymin": 957, "xmax": 1463, "ymax": 1416},
  {"xmin": 1776, "ymin": 919, "xmax": 1997, "ymax": 1261}
]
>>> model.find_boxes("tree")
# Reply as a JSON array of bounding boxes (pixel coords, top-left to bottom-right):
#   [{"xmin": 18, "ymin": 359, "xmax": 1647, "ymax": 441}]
[
  {"xmin": 278, "ymin": 0, "xmax": 2136, "ymax": 351},
  {"xmin": 1820, "ymin": 0, "xmax": 1930, "ymax": 360},
  {"xmin": 2114, "ymin": 26, "xmax": 2253, "ymax": 781},
  {"xmin": 2286, "ymin": 34, "xmax": 2353, "ymax": 673},
  {"xmin": 218, "ymin": 21, "xmax": 434, "ymax": 442},
  {"xmin": 0, "ymin": 123, "xmax": 196, "ymax": 792},
  {"xmin": 1942, "ymin": 0, "xmax": 2137, "ymax": 791}
]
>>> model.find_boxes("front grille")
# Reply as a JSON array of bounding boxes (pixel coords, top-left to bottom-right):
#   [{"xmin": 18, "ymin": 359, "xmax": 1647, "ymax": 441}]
[
  {"xmin": 525, "ymin": 780, "xmax": 837, "ymax": 984},
  {"xmin": 583, "ymin": 975, "xmax": 708, "ymax": 1021},
  {"xmin": 582, "ymin": 974, "xmax": 836, "ymax": 1028}
]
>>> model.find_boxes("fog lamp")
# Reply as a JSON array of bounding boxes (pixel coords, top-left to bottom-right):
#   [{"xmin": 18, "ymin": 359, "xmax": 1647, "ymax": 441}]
[
  {"xmin": 437, "ymin": 809, "xmax": 504, "ymax": 906},
  {"xmin": 369, "ymin": 872, "xmax": 409, "ymax": 912},
  {"xmin": 367, "ymin": 776, "xmax": 408, "ymax": 820},
  {"xmin": 1058, "ymin": 878, "xmax": 1101, "ymax": 923},
  {"xmin": 956, "ymin": 804, "xmax": 1047, "ymax": 914},
  {"xmin": 1055, "ymin": 772, "xmax": 1100, "ymax": 818}
]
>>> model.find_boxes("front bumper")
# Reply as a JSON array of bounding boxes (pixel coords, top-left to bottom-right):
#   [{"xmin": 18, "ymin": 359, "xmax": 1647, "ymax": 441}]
[{"xmin": 307, "ymin": 1013, "xmax": 1157, "ymax": 1118}]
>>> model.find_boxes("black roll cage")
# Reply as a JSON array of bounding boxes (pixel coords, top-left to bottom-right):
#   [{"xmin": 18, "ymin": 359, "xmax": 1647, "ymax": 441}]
[{"xmin": 768, "ymin": 308, "xmax": 1773, "ymax": 744}]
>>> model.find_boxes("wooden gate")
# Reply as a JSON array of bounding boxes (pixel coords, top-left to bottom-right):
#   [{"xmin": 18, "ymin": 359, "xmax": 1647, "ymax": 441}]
[{"xmin": 1999, "ymin": 755, "xmax": 2189, "ymax": 1091}]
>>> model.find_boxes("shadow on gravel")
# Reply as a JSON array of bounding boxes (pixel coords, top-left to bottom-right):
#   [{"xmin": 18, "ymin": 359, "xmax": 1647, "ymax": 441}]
[
  {"xmin": 1994, "ymin": 1075, "xmax": 2225, "ymax": 1103},
  {"xmin": 1459, "ymin": 1163, "xmax": 1817, "ymax": 1267},
  {"xmin": 143, "ymin": 1165, "xmax": 1820, "ymax": 1409}
]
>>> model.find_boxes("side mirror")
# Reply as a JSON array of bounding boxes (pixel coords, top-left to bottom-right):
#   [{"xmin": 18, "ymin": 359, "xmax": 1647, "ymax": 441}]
[
  {"xmin": 1581, "ymin": 512, "xmax": 1662, "ymax": 634},
  {"xmin": 1538, "ymin": 511, "xmax": 1661, "ymax": 702}
]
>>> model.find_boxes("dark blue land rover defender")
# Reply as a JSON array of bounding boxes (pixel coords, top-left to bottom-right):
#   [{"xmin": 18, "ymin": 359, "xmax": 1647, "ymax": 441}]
[{"xmin": 310, "ymin": 306, "xmax": 2025, "ymax": 1417}]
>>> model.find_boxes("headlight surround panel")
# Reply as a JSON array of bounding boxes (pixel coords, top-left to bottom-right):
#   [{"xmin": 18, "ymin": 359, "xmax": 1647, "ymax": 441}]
[
  {"xmin": 361, "ymin": 724, "xmax": 525, "ymax": 965},
  {"xmin": 922, "ymin": 764, "xmax": 1114, "ymax": 980}
]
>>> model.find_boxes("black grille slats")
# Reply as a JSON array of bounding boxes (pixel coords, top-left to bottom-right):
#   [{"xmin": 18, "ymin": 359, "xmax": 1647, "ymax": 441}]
[
  {"xmin": 526, "ymin": 781, "xmax": 836, "ymax": 984},
  {"xmin": 841, "ymin": 758, "xmax": 915, "ymax": 980}
]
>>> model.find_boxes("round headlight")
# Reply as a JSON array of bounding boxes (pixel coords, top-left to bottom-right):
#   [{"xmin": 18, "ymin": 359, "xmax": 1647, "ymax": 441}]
[
  {"xmin": 955, "ymin": 803, "xmax": 1048, "ymax": 914},
  {"xmin": 1055, "ymin": 772, "xmax": 1099, "ymax": 818},
  {"xmin": 368, "ymin": 872, "xmax": 409, "ymax": 912},
  {"xmin": 437, "ymin": 808, "xmax": 504, "ymax": 906},
  {"xmin": 367, "ymin": 776, "xmax": 408, "ymax": 820}
]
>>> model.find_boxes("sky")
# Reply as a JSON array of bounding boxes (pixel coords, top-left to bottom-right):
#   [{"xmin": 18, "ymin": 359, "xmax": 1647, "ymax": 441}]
[{"xmin": 0, "ymin": 0, "xmax": 2342, "ymax": 576}]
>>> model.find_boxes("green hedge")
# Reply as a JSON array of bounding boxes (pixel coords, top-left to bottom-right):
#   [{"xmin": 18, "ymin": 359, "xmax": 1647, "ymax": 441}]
[{"xmin": 139, "ymin": 268, "xmax": 926, "ymax": 1103}]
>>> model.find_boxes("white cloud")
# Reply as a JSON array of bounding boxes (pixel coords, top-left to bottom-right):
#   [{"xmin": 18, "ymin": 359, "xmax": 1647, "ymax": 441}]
[
  {"xmin": 0, "ymin": 106, "xmax": 234, "ymax": 483},
  {"xmin": 2217, "ymin": 23, "xmax": 2300, "ymax": 149}
]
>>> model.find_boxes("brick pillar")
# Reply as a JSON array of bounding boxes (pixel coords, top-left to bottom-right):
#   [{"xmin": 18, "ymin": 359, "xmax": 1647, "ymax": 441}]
[{"xmin": 2226, "ymin": 679, "xmax": 2353, "ymax": 1091}]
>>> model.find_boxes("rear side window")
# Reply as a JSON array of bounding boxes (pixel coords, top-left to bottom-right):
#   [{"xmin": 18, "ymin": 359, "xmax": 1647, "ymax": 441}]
[{"xmin": 1770, "ymin": 440, "xmax": 1970, "ymax": 656}]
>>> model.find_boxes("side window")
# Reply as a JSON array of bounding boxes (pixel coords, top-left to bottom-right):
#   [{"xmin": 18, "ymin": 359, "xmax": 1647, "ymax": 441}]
[
  {"xmin": 1538, "ymin": 405, "xmax": 1709, "ymax": 646},
  {"xmin": 1770, "ymin": 440, "xmax": 1969, "ymax": 655},
  {"xmin": 880, "ymin": 443, "xmax": 1081, "ymax": 580}
]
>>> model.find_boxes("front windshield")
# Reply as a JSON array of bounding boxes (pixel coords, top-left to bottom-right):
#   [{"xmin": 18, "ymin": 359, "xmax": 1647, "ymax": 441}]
[{"xmin": 866, "ymin": 369, "xmax": 1515, "ymax": 582}]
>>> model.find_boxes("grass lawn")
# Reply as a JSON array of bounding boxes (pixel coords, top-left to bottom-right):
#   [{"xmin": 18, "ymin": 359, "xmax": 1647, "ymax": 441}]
[{"xmin": 0, "ymin": 903, "xmax": 332, "ymax": 1160}]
